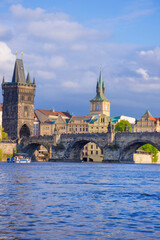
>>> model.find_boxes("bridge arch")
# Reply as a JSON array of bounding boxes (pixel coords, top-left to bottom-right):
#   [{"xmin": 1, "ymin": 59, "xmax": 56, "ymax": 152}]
[
  {"xmin": 64, "ymin": 138, "xmax": 104, "ymax": 162},
  {"xmin": 22, "ymin": 142, "xmax": 50, "ymax": 161},
  {"xmin": 120, "ymin": 140, "xmax": 160, "ymax": 162}
]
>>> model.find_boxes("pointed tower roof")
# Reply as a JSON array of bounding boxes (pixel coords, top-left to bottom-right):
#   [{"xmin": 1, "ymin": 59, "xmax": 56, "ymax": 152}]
[
  {"xmin": 33, "ymin": 77, "xmax": 35, "ymax": 84},
  {"xmin": 142, "ymin": 110, "xmax": 152, "ymax": 118},
  {"xmin": 12, "ymin": 59, "xmax": 26, "ymax": 83},
  {"xmin": 2, "ymin": 75, "xmax": 5, "ymax": 84},
  {"xmin": 26, "ymin": 72, "xmax": 31, "ymax": 83},
  {"xmin": 90, "ymin": 71, "xmax": 109, "ymax": 102}
]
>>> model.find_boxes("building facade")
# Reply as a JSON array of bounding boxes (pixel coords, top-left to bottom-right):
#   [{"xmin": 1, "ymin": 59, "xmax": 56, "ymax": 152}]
[
  {"xmin": 2, "ymin": 59, "xmax": 36, "ymax": 139},
  {"xmin": 134, "ymin": 110, "xmax": 160, "ymax": 132}
]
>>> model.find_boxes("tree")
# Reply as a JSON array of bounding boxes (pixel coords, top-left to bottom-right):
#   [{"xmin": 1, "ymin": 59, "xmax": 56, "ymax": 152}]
[
  {"xmin": 139, "ymin": 144, "xmax": 158, "ymax": 162},
  {"xmin": 0, "ymin": 126, "xmax": 8, "ymax": 141},
  {"xmin": 115, "ymin": 120, "xmax": 132, "ymax": 132},
  {"xmin": 1, "ymin": 127, "xmax": 8, "ymax": 141}
]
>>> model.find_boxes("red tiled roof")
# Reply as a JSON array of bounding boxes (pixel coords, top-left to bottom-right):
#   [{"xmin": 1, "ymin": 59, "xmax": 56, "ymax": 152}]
[
  {"xmin": 37, "ymin": 109, "xmax": 71, "ymax": 118},
  {"xmin": 149, "ymin": 117, "xmax": 156, "ymax": 121}
]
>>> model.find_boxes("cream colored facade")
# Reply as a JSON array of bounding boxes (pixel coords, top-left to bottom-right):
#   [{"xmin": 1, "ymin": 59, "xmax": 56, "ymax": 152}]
[
  {"xmin": 134, "ymin": 110, "xmax": 160, "ymax": 132},
  {"xmin": 90, "ymin": 101, "xmax": 110, "ymax": 116}
]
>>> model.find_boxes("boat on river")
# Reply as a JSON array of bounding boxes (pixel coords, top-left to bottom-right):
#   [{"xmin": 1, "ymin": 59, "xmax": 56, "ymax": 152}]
[{"xmin": 7, "ymin": 153, "xmax": 31, "ymax": 163}]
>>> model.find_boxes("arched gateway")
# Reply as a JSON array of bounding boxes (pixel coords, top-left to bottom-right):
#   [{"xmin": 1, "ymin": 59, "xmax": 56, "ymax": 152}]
[{"xmin": 20, "ymin": 124, "xmax": 31, "ymax": 138}]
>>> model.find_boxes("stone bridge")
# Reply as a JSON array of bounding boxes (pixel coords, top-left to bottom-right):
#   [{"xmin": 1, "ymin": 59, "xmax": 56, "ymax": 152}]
[{"xmin": 20, "ymin": 132, "xmax": 160, "ymax": 162}]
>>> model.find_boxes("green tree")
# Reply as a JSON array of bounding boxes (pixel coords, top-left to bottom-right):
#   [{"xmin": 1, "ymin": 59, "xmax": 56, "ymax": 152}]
[
  {"xmin": 139, "ymin": 144, "xmax": 158, "ymax": 162},
  {"xmin": 0, "ymin": 126, "xmax": 8, "ymax": 141},
  {"xmin": 115, "ymin": 120, "xmax": 132, "ymax": 132}
]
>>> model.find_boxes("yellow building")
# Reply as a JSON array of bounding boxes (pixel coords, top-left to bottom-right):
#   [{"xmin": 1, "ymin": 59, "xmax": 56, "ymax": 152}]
[{"xmin": 134, "ymin": 110, "xmax": 160, "ymax": 132}]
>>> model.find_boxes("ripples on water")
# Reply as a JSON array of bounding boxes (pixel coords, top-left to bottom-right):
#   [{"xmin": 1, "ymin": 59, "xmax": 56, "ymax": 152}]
[{"xmin": 0, "ymin": 162, "xmax": 160, "ymax": 240}]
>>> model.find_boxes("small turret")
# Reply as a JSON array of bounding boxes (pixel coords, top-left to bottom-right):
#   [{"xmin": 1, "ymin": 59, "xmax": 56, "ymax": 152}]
[
  {"xmin": 2, "ymin": 75, "xmax": 5, "ymax": 84},
  {"xmin": 102, "ymin": 80, "xmax": 105, "ymax": 95},
  {"xmin": 33, "ymin": 77, "xmax": 35, "ymax": 84},
  {"xmin": 26, "ymin": 72, "xmax": 31, "ymax": 84}
]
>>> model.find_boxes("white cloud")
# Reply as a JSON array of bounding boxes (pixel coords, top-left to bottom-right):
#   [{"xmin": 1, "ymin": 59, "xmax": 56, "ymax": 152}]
[
  {"xmin": 10, "ymin": 4, "xmax": 44, "ymax": 20},
  {"xmin": 0, "ymin": 42, "xmax": 15, "ymax": 80},
  {"xmin": 139, "ymin": 47, "xmax": 160, "ymax": 63},
  {"xmin": 0, "ymin": 4, "xmax": 159, "ymax": 117},
  {"xmin": 136, "ymin": 68, "xmax": 149, "ymax": 80},
  {"xmin": 62, "ymin": 81, "xmax": 79, "ymax": 89}
]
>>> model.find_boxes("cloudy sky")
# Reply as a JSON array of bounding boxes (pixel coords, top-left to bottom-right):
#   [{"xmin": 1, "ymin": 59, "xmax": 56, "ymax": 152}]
[{"xmin": 0, "ymin": 0, "xmax": 160, "ymax": 118}]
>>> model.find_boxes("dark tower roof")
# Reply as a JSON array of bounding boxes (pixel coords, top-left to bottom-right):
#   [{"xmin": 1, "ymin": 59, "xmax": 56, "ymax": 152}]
[
  {"xmin": 26, "ymin": 72, "xmax": 31, "ymax": 84},
  {"xmin": 12, "ymin": 59, "xmax": 26, "ymax": 83},
  {"xmin": 90, "ymin": 70, "xmax": 109, "ymax": 102},
  {"xmin": 2, "ymin": 75, "xmax": 5, "ymax": 84}
]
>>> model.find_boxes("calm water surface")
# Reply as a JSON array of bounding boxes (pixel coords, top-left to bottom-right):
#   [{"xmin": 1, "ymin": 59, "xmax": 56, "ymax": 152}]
[{"xmin": 0, "ymin": 162, "xmax": 160, "ymax": 240}]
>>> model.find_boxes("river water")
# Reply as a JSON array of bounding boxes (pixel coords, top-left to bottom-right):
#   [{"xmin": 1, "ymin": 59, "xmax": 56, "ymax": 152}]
[{"xmin": 0, "ymin": 162, "xmax": 160, "ymax": 240}]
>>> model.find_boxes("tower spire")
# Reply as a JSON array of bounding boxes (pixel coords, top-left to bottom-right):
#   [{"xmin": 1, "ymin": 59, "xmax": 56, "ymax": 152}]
[
  {"xmin": 26, "ymin": 72, "xmax": 31, "ymax": 84},
  {"xmin": 2, "ymin": 75, "xmax": 5, "ymax": 84}
]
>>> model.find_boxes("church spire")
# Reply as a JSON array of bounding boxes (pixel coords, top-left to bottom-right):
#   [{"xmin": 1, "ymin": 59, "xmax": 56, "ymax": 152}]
[{"xmin": 90, "ymin": 70, "xmax": 109, "ymax": 102}]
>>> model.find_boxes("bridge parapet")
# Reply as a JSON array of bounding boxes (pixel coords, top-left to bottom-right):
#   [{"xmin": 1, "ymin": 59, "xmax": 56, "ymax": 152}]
[{"xmin": 19, "ymin": 132, "xmax": 160, "ymax": 162}]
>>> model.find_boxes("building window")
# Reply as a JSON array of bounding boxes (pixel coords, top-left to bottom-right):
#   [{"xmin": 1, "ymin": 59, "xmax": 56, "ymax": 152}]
[
  {"xmin": 95, "ymin": 105, "xmax": 99, "ymax": 111},
  {"xmin": 21, "ymin": 95, "xmax": 24, "ymax": 101},
  {"xmin": 96, "ymin": 151, "xmax": 98, "ymax": 155},
  {"xmin": 28, "ymin": 96, "xmax": 31, "ymax": 101},
  {"xmin": 24, "ymin": 106, "xmax": 28, "ymax": 117},
  {"xmin": 80, "ymin": 128, "xmax": 81, "ymax": 131},
  {"xmin": 96, "ymin": 145, "xmax": 98, "ymax": 149},
  {"xmin": 91, "ymin": 151, "xmax": 93, "ymax": 155},
  {"xmin": 83, "ymin": 128, "xmax": 85, "ymax": 131},
  {"xmin": 86, "ymin": 128, "xmax": 88, "ymax": 131},
  {"xmin": 91, "ymin": 145, "xmax": 93, "ymax": 149}
]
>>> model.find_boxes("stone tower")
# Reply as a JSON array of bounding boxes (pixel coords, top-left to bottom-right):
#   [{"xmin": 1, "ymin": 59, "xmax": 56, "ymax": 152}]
[
  {"xmin": 2, "ymin": 58, "xmax": 36, "ymax": 139},
  {"xmin": 90, "ymin": 71, "xmax": 110, "ymax": 116}
]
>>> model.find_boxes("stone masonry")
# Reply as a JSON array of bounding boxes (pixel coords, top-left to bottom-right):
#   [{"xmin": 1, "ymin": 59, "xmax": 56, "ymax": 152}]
[{"xmin": 20, "ymin": 132, "xmax": 160, "ymax": 163}]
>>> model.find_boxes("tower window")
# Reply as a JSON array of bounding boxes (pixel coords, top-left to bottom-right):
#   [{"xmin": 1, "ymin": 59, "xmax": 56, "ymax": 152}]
[
  {"xmin": 95, "ymin": 105, "xmax": 99, "ymax": 110},
  {"xmin": 24, "ymin": 106, "xmax": 28, "ymax": 117}
]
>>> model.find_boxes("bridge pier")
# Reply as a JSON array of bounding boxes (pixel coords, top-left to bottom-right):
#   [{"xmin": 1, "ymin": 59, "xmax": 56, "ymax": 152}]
[{"xmin": 103, "ymin": 146, "xmax": 121, "ymax": 163}]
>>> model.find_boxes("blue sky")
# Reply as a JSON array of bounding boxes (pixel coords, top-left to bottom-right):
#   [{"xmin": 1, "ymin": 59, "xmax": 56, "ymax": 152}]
[{"xmin": 0, "ymin": 0, "xmax": 160, "ymax": 118}]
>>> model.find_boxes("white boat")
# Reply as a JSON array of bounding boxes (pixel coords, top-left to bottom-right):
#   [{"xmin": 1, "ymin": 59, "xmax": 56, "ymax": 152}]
[{"xmin": 7, "ymin": 153, "xmax": 31, "ymax": 163}]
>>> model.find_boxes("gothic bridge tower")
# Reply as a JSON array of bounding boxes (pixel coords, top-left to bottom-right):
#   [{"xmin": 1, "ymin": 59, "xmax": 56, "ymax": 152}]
[
  {"xmin": 90, "ymin": 71, "xmax": 110, "ymax": 116},
  {"xmin": 2, "ymin": 58, "xmax": 36, "ymax": 139}
]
